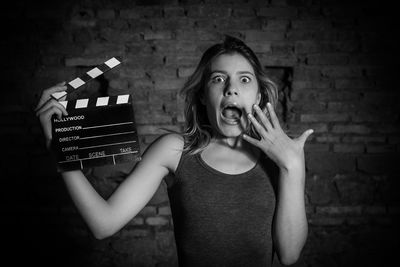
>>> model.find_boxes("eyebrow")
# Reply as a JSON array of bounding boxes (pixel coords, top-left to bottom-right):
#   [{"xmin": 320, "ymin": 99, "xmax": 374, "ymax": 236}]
[{"xmin": 210, "ymin": 70, "xmax": 255, "ymax": 76}]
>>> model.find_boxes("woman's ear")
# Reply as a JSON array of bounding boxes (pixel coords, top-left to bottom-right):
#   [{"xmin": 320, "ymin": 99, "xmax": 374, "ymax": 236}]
[{"xmin": 256, "ymin": 92, "xmax": 261, "ymax": 106}]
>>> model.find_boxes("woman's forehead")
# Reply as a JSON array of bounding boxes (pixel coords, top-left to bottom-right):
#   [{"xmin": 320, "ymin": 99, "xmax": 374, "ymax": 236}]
[{"xmin": 210, "ymin": 53, "xmax": 255, "ymax": 74}]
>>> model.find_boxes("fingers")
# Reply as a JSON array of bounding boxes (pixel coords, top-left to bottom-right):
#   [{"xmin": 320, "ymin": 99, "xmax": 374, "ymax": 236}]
[
  {"xmin": 35, "ymin": 82, "xmax": 67, "ymax": 111},
  {"xmin": 296, "ymin": 129, "xmax": 314, "ymax": 147},
  {"xmin": 39, "ymin": 106, "xmax": 64, "ymax": 140},
  {"xmin": 242, "ymin": 133, "xmax": 261, "ymax": 147},
  {"xmin": 36, "ymin": 98, "xmax": 68, "ymax": 117},
  {"xmin": 266, "ymin": 102, "xmax": 282, "ymax": 129},
  {"xmin": 247, "ymin": 113, "xmax": 268, "ymax": 138},
  {"xmin": 252, "ymin": 104, "xmax": 273, "ymax": 131}
]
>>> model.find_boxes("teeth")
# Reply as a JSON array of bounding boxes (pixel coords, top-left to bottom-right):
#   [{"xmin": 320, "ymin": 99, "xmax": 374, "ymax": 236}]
[{"xmin": 222, "ymin": 106, "xmax": 242, "ymax": 120}]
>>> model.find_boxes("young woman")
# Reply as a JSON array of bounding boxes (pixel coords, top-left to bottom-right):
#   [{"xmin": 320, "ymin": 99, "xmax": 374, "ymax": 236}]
[{"xmin": 36, "ymin": 36, "xmax": 313, "ymax": 266}]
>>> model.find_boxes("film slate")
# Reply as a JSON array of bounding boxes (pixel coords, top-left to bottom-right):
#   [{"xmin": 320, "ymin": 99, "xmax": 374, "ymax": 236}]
[{"xmin": 51, "ymin": 95, "xmax": 141, "ymax": 172}]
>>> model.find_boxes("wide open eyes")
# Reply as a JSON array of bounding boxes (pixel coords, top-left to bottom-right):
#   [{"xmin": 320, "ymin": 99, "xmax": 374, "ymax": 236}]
[
  {"xmin": 211, "ymin": 75, "xmax": 226, "ymax": 84},
  {"xmin": 240, "ymin": 76, "xmax": 251, "ymax": 83},
  {"xmin": 210, "ymin": 75, "xmax": 252, "ymax": 84}
]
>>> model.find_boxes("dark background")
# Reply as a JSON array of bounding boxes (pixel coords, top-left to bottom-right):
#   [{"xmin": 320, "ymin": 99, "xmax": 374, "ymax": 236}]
[{"xmin": 1, "ymin": 0, "xmax": 399, "ymax": 266}]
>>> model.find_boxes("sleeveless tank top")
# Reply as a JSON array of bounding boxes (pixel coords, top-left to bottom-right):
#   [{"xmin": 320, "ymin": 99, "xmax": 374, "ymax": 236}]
[{"xmin": 165, "ymin": 152, "xmax": 278, "ymax": 267}]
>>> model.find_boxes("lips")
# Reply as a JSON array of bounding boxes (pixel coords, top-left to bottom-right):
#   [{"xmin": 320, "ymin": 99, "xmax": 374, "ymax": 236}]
[{"xmin": 220, "ymin": 102, "xmax": 243, "ymax": 124}]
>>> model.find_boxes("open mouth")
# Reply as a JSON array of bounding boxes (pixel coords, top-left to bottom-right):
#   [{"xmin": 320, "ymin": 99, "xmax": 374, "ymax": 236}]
[{"xmin": 221, "ymin": 104, "xmax": 243, "ymax": 124}]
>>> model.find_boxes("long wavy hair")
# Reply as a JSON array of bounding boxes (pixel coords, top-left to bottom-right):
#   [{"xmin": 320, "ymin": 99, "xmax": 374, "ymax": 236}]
[{"xmin": 180, "ymin": 35, "xmax": 278, "ymax": 154}]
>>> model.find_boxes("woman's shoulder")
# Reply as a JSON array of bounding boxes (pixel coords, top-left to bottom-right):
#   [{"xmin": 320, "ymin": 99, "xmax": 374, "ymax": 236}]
[{"xmin": 143, "ymin": 133, "xmax": 184, "ymax": 173}]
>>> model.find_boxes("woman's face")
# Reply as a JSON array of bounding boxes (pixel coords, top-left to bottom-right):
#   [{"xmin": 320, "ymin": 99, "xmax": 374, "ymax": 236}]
[{"xmin": 202, "ymin": 53, "xmax": 261, "ymax": 138}]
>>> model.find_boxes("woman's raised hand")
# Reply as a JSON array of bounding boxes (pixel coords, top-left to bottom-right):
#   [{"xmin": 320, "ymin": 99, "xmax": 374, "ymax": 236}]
[
  {"xmin": 243, "ymin": 103, "xmax": 313, "ymax": 172},
  {"xmin": 35, "ymin": 82, "xmax": 68, "ymax": 148}
]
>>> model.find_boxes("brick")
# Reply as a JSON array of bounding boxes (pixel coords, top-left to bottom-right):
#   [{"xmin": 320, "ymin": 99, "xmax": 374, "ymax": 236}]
[
  {"xmin": 261, "ymin": 19, "xmax": 290, "ymax": 31},
  {"xmin": 125, "ymin": 55, "xmax": 165, "ymax": 68},
  {"xmin": 334, "ymin": 78, "xmax": 374, "ymax": 89},
  {"xmin": 318, "ymin": 91, "xmax": 361, "ymax": 102},
  {"xmin": 363, "ymin": 206, "xmax": 386, "ymax": 215},
  {"xmin": 388, "ymin": 135, "xmax": 400, "ymax": 144},
  {"xmin": 247, "ymin": 42, "xmax": 272, "ymax": 53},
  {"xmin": 307, "ymin": 54, "xmax": 348, "ymax": 65},
  {"xmin": 175, "ymin": 30, "xmax": 220, "ymax": 41},
  {"xmin": 291, "ymin": 19, "xmax": 331, "ymax": 30},
  {"xmin": 316, "ymin": 135, "xmax": 340, "ymax": 143},
  {"xmin": 322, "ymin": 67, "xmax": 363, "ymax": 78},
  {"xmin": 154, "ymin": 40, "xmax": 198, "ymax": 53},
  {"xmin": 300, "ymin": 114, "xmax": 349, "ymax": 123},
  {"xmin": 288, "ymin": 123, "xmax": 328, "ymax": 134},
  {"xmin": 292, "ymin": 80, "xmax": 331, "ymax": 90},
  {"xmin": 271, "ymin": 41, "xmax": 294, "ymax": 53},
  {"xmin": 178, "ymin": 67, "xmax": 196, "ymax": 78},
  {"xmin": 308, "ymin": 216, "xmax": 345, "ymax": 226},
  {"xmin": 258, "ymin": 54, "xmax": 297, "ymax": 66},
  {"xmin": 357, "ymin": 154, "xmax": 400, "ymax": 174},
  {"xmin": 333, "ymin": 144, "xmax": 364, "ymax": 153},
  {"xmin": 154, "ymin": 78, "xmax": 185, "ymax": 90},
  {"xmin": 143, "ymin": 30, "xmax": 172, "ymax": 40},
  {"xmin": 109, "ymin": 78, "xmax": 129, "ymax": 90},
  {"xmin": 232, "ymin": 6, "xmax": 255, "ymax": 17},
  {"xmin": 316, "ymin": 206, "xmax": 363, "ymax": 215},
  {"xmin": 351, "ymin": 112, "xmax": 397, "ymax": 123},
  {"xmin": 119, "ymin": 9, "xmax": 140, "ymax": 19},
  {"xmin": 158, "ymin": 206, "xmax": 172, "ymax": 216},
  {"xmin": 366, "ymin": 145, "xmax": 397, "ymax": 154},
  {"xmin": 148, "ymin": 67, "xmax": 177, "ymax": 80},
  {"xmin": 342, "ymin": 136, "xmax": 386, "ymax": 144},
  {"xmin": 327, "ymin": 102, "xmax": 357, "ymax": 111},
  {"xmin": 163, "ymin": 6, "xmax": 185, "ymax": 17},
  {"xmin": 186, "ymin": 5, "xmax": 232, "ymax": 17},
  {"xmin": 306, "ymin": 175, "xmax": 338, "ymax": 205},
  {"xmin": 332, "ymin": 124, "xmax": 370, "ymax": 134},
  {"xmin": 97, "ymin": 9, "xmax": 115, "ymax": 19},
  {"xmin": 257, "ymin": 7, "xmax": 298, "ymax": 18},
  {"xmin": 244, "ymin": 30, "xmax": 286, "ymax": 41},
  {"xmin": 146, "ymin": 216, "xmax": 170, "ymax": 226},
  {"xmin": 139, "ymin": 206, "xmax": 157, "ymax": 216},
  {"xmin": 121, "ymin": 229, "xmax": 149, "ymax": 238},
  {"xmin": 292, "ymin": 66, "xmax": 321, "ymax": 80},
  {"xmin": 129, "ymin": 217, "xmax": 145, "ymax": 226},
  {"xmin": 305, "ymin": 144, "xmax": 330, "ymax": 152},
  {"xmin": 165, "ymin": 54, "xmax": 200, "ymax": 66},
  {"xmin": 307, "ymin": 152, "xmax": 355, "ymax": 173}
]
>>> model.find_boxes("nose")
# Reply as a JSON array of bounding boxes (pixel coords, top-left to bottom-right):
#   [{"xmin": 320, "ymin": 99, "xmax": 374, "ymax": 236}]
[{"xmin": 224, "ymin": 79, "xmax": 239, "ymax": 96}]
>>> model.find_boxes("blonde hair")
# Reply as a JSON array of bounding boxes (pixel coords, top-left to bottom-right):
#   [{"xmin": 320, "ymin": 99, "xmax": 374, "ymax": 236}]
[{"xmin": 180, "ymin": 36, "xmax": 278, "ymax": 154}]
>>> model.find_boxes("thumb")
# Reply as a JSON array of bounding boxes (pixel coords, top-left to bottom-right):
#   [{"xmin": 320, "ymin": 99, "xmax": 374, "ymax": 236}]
[{"xmin": 296, "ymin": 129, "xmax": 314, "ymax": 147}]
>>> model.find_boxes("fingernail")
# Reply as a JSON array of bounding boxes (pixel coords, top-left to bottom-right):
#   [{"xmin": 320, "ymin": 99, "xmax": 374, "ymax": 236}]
[{"xmin": 247, "ymin": 113, "xmax": 253, "ymax": 119}]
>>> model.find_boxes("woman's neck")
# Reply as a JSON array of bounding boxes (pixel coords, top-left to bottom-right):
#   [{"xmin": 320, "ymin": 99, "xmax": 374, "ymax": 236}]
[{"xmin": 209, "ymin": 134, "xmax": 260, "ymax": 159}]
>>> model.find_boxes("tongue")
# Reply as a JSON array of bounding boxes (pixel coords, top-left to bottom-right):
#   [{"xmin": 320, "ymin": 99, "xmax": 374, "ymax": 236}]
[{"xmin": 222, "ymin": 107, "xmax": 241, "ymax": 120}]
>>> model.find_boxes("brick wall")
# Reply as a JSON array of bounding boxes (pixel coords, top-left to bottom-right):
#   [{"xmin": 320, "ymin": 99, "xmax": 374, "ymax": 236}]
[{"xmin": 1, "ymin": 0, "xmax": 398, "ymax": 266}]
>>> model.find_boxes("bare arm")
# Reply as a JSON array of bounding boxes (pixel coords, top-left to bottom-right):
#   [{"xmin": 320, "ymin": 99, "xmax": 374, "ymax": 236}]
[
  {"xmin": 273, "ymin": 162, "xmax": 308, "ymax": 265},
  {"xmin": 62, "ymin": 134, "xmax": 182, "ymax": 239}
]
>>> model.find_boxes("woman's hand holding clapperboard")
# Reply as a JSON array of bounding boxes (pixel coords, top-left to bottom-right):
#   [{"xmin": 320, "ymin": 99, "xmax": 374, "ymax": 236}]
[{"xmin": 36, "ymin": 57, "xmax": 141, "ymax": 172}]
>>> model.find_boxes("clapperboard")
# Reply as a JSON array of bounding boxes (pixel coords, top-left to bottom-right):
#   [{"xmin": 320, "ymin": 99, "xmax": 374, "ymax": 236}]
[{"xmin": 50, "ymin": 57, "xmax": 141, "ymax": 172}]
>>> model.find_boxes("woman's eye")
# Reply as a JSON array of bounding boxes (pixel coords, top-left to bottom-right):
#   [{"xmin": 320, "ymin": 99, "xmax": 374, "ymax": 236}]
[
  {"xmin": 212, "ymin": 76, "xmax": 225, "ymax": 83},
  {"xmin": 240, "ymin": 76, "xmax": 251, "ymax": 83}
]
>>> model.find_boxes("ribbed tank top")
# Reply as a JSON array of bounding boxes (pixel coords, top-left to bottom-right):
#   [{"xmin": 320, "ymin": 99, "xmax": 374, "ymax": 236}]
[{"xmin": 165, "ymin": 152, "xmax": 278, "ymax": 267}]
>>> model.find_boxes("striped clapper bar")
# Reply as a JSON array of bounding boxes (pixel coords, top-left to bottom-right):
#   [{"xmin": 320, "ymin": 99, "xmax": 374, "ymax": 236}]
[
  {"xmin": 51, "ymin": 94, "xmax": 141, "ymax": 172},
  {"xmin": 51, "ymin": 57, "xmax": 122, "ymax": 101}
]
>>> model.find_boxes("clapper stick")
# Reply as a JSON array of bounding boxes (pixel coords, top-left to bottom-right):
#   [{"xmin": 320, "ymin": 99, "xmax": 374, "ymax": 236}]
[{"xmin": 51, "ymin": 57, "xmax": 122, "ymax": 101}]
